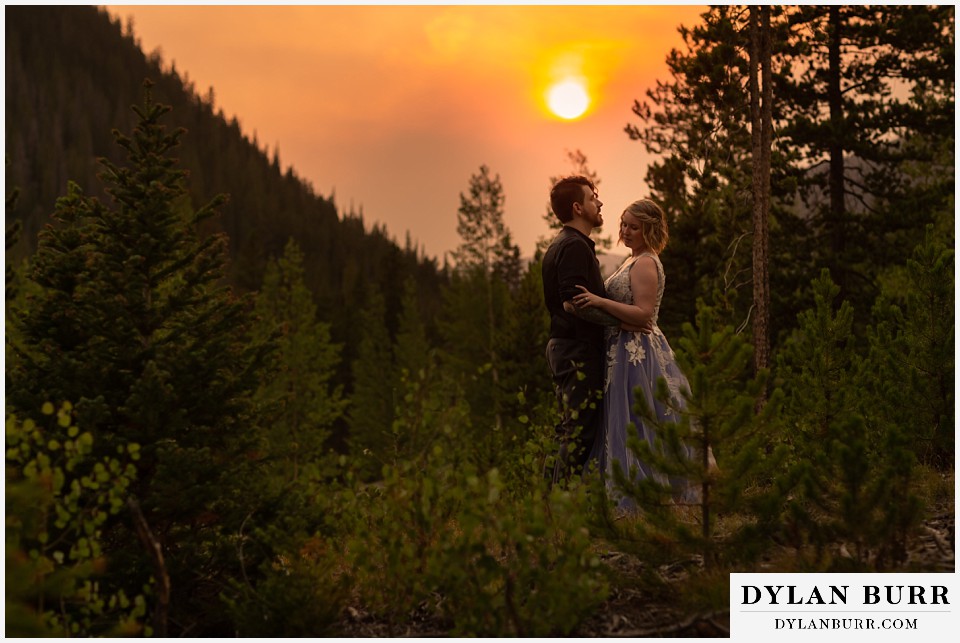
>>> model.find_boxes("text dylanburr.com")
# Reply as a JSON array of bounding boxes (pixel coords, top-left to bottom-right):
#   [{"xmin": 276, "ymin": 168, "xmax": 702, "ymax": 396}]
[{"xmin": 730, "ymin": 573, "xmax": 957, "ymax": 641}]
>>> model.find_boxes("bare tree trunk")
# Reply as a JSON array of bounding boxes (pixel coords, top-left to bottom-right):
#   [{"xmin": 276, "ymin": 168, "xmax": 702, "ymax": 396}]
[
  {"xmin": 827, "ymin": 6, "xmax": 846, "ymax": 291},
  {"xmin": 486, "ymin": 265, "xmax": 502, "ymax": 430},
  {"xmin": 749, "ymin": 6, "xmax": 772, "ymax": 399}
]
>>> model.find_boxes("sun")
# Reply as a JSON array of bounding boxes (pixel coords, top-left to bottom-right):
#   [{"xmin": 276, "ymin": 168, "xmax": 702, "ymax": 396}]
[{"xmin": 547, "ymin": 79, "xmax": 590, "ymax": 120}]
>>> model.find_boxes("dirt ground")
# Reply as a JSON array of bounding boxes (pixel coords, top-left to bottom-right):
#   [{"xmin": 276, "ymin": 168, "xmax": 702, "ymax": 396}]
[{"xmin": 338, "ymin": 500, "xmax": 954, "ymax": 638}]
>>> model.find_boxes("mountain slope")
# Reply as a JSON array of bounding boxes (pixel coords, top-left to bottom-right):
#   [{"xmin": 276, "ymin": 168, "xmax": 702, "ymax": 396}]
[{"xmin": 5, "ymin": 5, "xmax": 446, "ymax": 357}]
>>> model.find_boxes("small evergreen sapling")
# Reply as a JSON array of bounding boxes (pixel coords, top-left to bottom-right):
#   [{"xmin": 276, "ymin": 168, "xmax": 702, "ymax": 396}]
[
  {"xmin": 777, "ymin": 270, "xmax": 924, "ymax": 568},
  {"xmin": 606, "ymin": 301, "xmax": 788, "ymax": 568}
]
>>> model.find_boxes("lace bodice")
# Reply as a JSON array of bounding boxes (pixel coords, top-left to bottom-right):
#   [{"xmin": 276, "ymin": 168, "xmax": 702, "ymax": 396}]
[{"xmin": 604, "ymin": 252, "xmax": 664, "ymax": 325}]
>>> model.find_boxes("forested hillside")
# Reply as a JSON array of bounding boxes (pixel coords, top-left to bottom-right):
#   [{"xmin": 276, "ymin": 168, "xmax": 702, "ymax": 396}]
[
  {"xmin": 5, "ymin": 5, "xmax": 446, "ymax": 367},
  {"xmin": 5, "ymin": 5, "xmax": 954, "ymax": 638}
]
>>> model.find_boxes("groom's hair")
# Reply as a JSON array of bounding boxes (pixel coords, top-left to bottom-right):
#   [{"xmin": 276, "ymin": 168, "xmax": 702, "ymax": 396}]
[{"xmin": 550, "ymin": 176, "xmax": 596, "ymax": 224}]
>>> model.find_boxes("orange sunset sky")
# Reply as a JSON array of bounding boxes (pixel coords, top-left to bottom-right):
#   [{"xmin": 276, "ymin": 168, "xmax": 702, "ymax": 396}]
[{"xmin": 107, "ymin": 4, "xmax": 708, "ymax": 262}]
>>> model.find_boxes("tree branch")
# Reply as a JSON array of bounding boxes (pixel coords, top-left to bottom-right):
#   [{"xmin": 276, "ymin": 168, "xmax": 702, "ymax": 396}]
[{"xmin": 128, "ymin": 497, "xmax": 170, "ymax": 637}]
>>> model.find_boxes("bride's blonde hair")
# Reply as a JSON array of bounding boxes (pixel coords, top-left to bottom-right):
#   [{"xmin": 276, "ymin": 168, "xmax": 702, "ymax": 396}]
[{"xmin": 622, "ymin": 199, "xmax": 669, "ymax": 253}]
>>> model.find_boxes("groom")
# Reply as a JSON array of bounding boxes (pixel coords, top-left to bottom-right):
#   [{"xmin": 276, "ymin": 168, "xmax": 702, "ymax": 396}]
[{"xmin": 541, "ymin": 176, "xmax": 623, "ymax": 484}]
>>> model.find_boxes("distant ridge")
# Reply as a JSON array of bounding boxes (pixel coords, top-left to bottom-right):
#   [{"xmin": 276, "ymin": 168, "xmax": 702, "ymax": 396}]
[{"xmin": 5, "ymin": 5, "xmax": 446, "ymax": 364}]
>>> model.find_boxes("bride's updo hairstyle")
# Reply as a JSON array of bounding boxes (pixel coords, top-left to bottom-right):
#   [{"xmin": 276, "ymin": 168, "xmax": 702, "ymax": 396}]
[{"xmin": 623, "ymin": 199, "xmax": 669, "ymax": 253}]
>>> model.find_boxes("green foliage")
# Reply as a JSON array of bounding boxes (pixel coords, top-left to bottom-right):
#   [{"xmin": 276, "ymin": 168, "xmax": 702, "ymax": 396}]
[
  {"xmin": 252, "ymin": 238, "xmax": 347, "ymax": 482},
  {"xmin": 220, "ymin": 473, "xmax": 349, "ymax": 637},
  {"xmin": 845, "ymin": 226, "xmax": 953, "ymax": 565},
  {"xmin": 628, "ymin": 6, "xmax": 806, "ymax": 338},
  {"xmin": 438, "ymin": 166, "xmax": 553, "ymax": 472},
  {"xmin": 334, "ymin": 439, "xmax": 607, "ymax": 636},
  {"xmin": 628, "ymin": 5, "xmax": 954, "ymax": 345},
  {"xmin": 224, "ymin": 544, "xmax": 346, "ymax": 637},
  {"xmin": 6, "ymin": 83, "xmax": 267, "ymax": 635},
  {"xmin": 347, "ymin": 287, "xmax": 396, "ymax": 478},
  {"xmin": 604, "ymin": 302, "xmax": 788, "ymax": 568},
  {"xmin": 387, "ymin": 356, "xmax": 472, "ymax": 470},
  {"xmin": 430, "ymin": 471, "xmax": 607, "ymax": 636},
  {"xmin": 437, "ymin": 268, "xmax": 502, "ymax": 429},
  {"xmin": 880, "ymin": 226, "xmax": 954, "ymax": 467},
  {"xmin": 498, "ymin": 258, "xmax": 554, "ymax": 412},
  {"xmin": 441, "ymin": 165, "xmax": 520, "ymax": 437},
  {"xmin": 778, "ymin": 6, "xmax": 955, "ymax": 312},
  {"xmin": 393, "ymin": 275, "xmax": 432, "ymax": 381},
  {"xmin": 5, "ymin": 403, "xmax": 146, "ymax": 636},
  {"xmin": 776, "ymin": 270, "xmax": 925, "ymax": 568},
  {"xmin": 331, "ymin": 367, "xmax": 608, "ymax": 636}
]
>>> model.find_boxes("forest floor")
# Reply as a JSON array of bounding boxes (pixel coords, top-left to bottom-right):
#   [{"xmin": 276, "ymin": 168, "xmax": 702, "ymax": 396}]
[{"xmin": 338, "ymin": 497, "xmax": 954, "ymax": 638}]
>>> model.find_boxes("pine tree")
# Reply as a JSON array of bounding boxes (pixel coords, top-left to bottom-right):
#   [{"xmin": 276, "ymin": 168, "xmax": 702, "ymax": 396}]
[
  {"xmin": 252, "ymin": 238, "xmax": 346, "ymax": 482},
  {"xmin": 444, "ymin": 165, "xmax": 521, "ymax": 436},
  {"xmin": 383, "ymin": 275, "xmax": 448, "ymax": 463},
  {"xmin": 347, "ymin": 286, "xmax": 396, "ymax": 478},
  {"xmin": 776, "ymin": 271, "xmax": 861, "ymax": 558},
  {"xmin": 776, "ymin": 270, "xmax": 925, "ymax": 568},
  {"xmin": 778, "ymin": 6, "xmax": 954, "ymax": 312},
  {"xmin": 629, "ymin": 6, "xmax": 953, "ymax": 345},
  {"xmin": 604, "ymin": 302, "xmax": 788, "ymax": 568},
  {"xmin": 896, "ymin": 228, "xmax": 954, "ymax": 467},
  {"xmin": 496, "ymin": 258, "xmax": 554, "ymax": 471},
  {"xmin": 864, "ymin": 227, "xmax": 954, "ymax": 469},
  {"xmin": 627, "ymin": 6, "xmax": 805, "ymax": 336},
  {"xmin": 6, "ymin": 82, "xmax": 265, "ymax": 634},
  {"xmin": 393, "ymin": 275, "xmax": 431, "ymax": 382}
]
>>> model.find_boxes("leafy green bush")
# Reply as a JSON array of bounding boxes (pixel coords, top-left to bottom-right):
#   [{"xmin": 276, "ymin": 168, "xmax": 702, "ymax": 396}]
[
  {"xmin": 335, "ymin": 453, "xmax": 607, "ymax": 636},
  {"xmin": 330, "ymin": 365, "xmax": 608, "ymax": 636},
  {"xmin": 5, "ymin": 402, "xmax": 146, "ymax": 636},
  {"xmin": 432, "ymin": 470, "xmax": 607, "ymax": 636},
  {"xmin": 220, "ymin": 452, "xmax": 350, "ymax": 637},
  {"xmin": 222, "ymin": 527, "xmax": 347, "ymax": 636}
]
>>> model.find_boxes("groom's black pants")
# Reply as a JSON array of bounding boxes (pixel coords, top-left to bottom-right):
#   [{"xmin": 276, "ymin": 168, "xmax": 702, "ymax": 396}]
[{"xmin": 545, "ymin": 338, "xmax": 604, "ymax": 484}]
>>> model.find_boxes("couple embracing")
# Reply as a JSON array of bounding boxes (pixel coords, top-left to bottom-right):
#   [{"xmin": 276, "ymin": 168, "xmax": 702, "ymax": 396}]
[{"xmin": 541, "ymin": 175, "xmax": 700, "ymax": 511}]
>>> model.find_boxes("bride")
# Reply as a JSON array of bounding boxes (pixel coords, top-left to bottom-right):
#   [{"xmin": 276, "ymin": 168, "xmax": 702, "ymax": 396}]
[{"xmin": 570, "ymin": 198, "xmax": 705, "ymax": 511}]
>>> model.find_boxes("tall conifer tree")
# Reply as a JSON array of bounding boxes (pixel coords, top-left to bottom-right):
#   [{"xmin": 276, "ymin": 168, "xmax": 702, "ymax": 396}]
[
  {"xmin": 347, "ymin": 287, "xmax": 395, "ymax": 477},
  {"xmin": 444, "ymin": 165, "xmax": 520, "ymax": 435},
  {"xmin": 6, "ymin": 82, "xmax": 265, "ymax": 634},
  {"xmin": 393, "ymin": 275, "xmax": 431, "ymax": 381},
  {"xmin": 252, "ymin": 238, "xmax": 346, "ymax": 482}
]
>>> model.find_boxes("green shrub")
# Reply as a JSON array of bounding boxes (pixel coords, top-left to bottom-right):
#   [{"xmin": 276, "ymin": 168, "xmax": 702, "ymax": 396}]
[
  {"xmin": 5, "ymin": 402, "xmax": 146, "ymax": 636},
  {"xmin": 433, "ymin": 470, "xmax": 607, "ymax": 636},
  {"xmin": 331, "ymin": 364, "xmax": 609, "ymax": 636},
  {"xmin": 777, "ymin": 270, "xmax": 925, "ymax": 569}
]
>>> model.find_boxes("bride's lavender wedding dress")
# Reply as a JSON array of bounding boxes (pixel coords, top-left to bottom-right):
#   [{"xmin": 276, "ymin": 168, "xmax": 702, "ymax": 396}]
[{"xmin": 594, "ymin": 252, "xmax": 699, "ymax": 511}]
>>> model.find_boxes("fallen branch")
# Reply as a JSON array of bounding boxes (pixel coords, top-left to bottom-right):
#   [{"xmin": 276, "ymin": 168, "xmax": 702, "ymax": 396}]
[{"xmin": 128, "ymin": 496, "xmax": 170, "ymax": 637}]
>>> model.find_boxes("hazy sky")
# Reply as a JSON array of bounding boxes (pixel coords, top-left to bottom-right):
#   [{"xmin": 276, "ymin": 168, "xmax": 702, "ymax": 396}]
[{"xmin": 108, "ymin": 4, "xmax": 707, "ymax": 262}]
